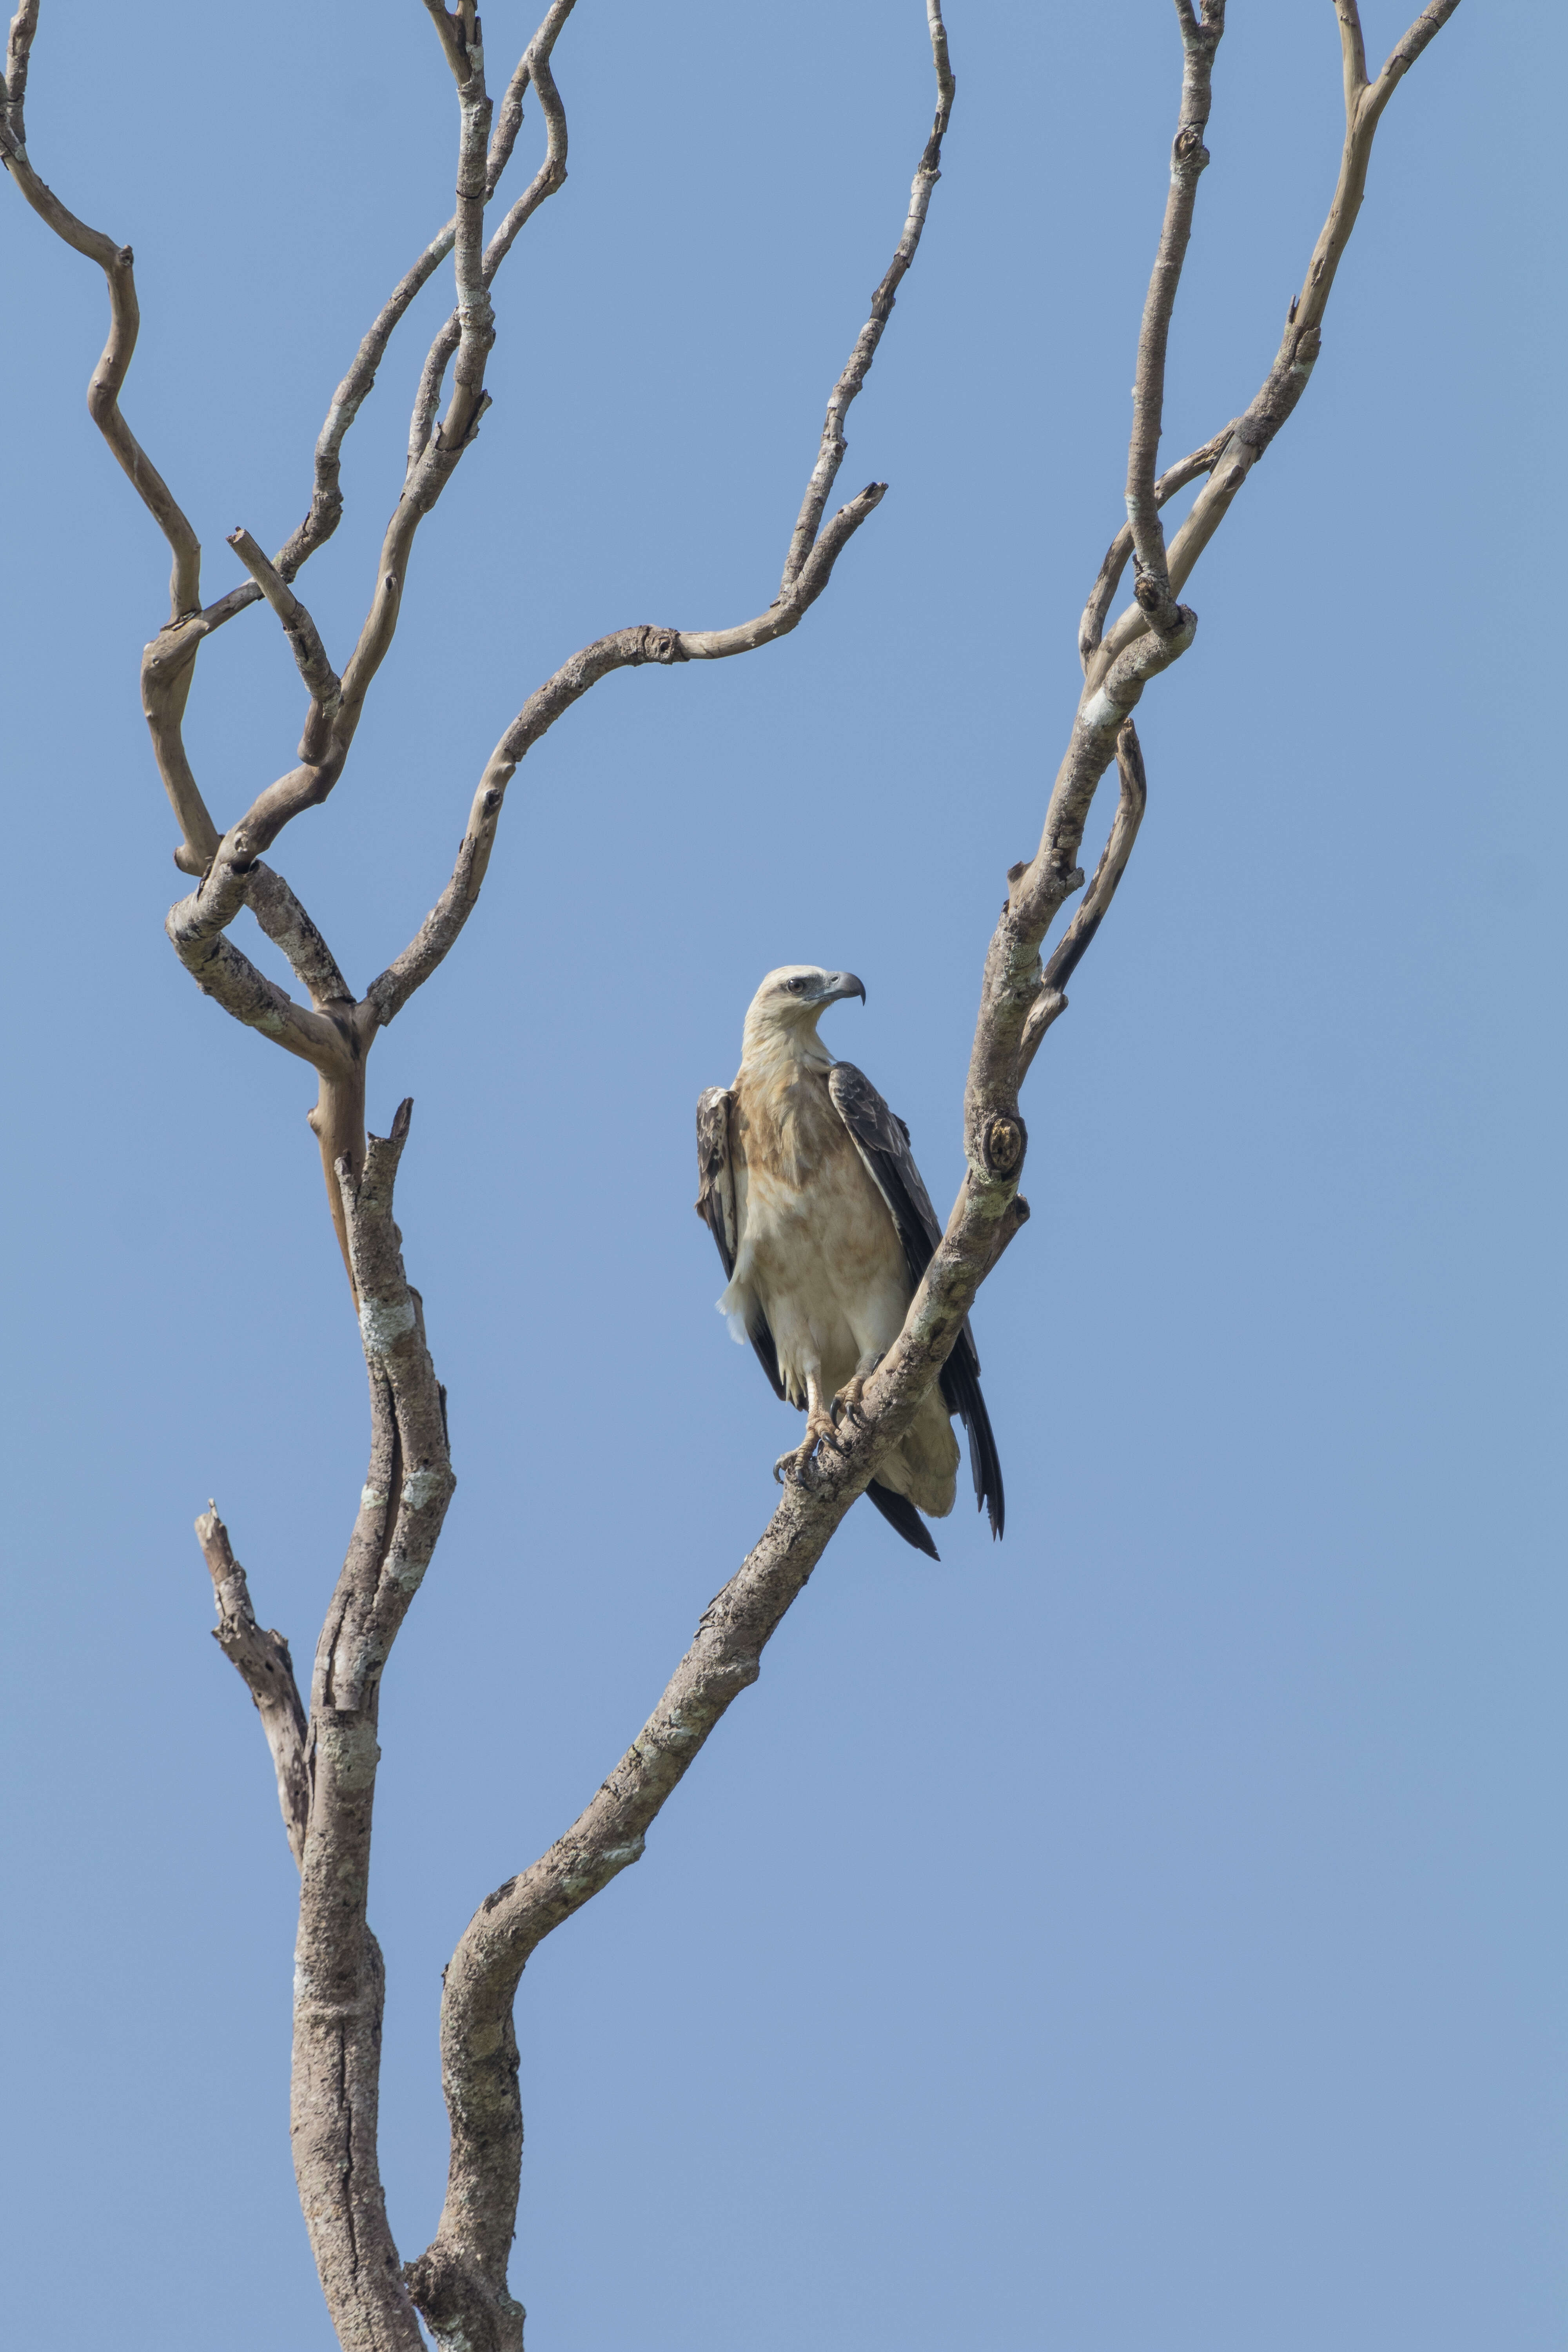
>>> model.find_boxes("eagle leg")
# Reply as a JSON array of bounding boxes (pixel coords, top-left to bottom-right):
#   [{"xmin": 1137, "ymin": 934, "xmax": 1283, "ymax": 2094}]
[
  {"xmin": 773, "ymin": 1371, "xmax": 844, "ymax": 1485},
  {"xmin": 831, "ymin": 1350, "xmax": 885, "ymax": 1430}
]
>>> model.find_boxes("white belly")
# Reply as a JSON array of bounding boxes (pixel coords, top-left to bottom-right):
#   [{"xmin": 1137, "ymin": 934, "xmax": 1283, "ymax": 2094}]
[{"xmin": 724, "ymin": 1145, "xmax": 910, "ymax": 1404}]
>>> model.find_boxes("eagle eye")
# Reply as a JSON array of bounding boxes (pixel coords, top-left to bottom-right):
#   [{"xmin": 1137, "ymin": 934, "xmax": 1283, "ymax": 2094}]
[{"xmin": 784, "ymin": 976, "xmax": 809, "ymax": 994}]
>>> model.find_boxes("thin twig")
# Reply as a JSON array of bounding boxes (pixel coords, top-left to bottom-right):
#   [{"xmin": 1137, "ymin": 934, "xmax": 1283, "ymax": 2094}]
[{"xmin": 780, "ymin": 0, "xmax": 954, "ymax": 591}]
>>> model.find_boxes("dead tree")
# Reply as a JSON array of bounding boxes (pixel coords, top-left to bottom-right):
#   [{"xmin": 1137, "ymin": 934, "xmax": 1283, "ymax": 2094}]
[{"xmin": 0, "ymin": 1, "xmax": 1464, "ymax": 2345}]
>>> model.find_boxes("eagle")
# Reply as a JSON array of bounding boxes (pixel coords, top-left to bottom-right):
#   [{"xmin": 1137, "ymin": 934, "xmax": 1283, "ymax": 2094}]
[{"xmin": 695, "ymin": 965, "xmax": 1003, "ymax": 1558}]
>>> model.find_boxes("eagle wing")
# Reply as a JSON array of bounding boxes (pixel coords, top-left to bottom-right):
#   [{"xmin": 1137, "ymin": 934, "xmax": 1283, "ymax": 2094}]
[
  {"xmin": 828, "ymin": 1060, "xmax": 1005, "ymax": 1539},
  {"xmin": 694, "ymin": 1085, "xmax": 784, "ymax": 1399}
]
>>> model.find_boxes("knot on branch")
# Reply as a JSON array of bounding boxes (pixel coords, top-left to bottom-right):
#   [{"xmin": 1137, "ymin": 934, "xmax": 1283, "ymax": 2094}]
[
  {"xmin": 405, "ymin": 2245, "xmax": 524, "ymax": 2352},
  {"xmin": 982, "ymin": 1114, "xmax": 1026, "ymax": 1178},
  {"xmin": 630, "ymin": 625, "xmax": 689, "ymax": 667},
  {"xmin": 1173, "ymin": 123, "xmax": 1209, "ymax": 168}
]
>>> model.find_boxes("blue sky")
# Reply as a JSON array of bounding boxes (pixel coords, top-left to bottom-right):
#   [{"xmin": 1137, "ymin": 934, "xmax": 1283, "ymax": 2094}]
[{"xmin": 1, "ymin": 3, "xmax": 1562, "ymax": 2346}]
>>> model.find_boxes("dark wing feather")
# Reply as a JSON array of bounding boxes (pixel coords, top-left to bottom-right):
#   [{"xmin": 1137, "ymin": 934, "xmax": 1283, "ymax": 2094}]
[
  {"xmin": 865, "ymin": 1479, "xmax": 941, "ymax": 1559},
  {"xmin": 828, "ymin": 1061, "xmax": 1005, "ymax": 1539},
  {"xmin": 695, "ymin": 1085, "xmax": 785, "ymax": 1401}
]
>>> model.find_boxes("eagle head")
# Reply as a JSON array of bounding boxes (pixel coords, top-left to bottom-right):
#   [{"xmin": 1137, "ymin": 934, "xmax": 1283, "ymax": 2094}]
[{"xmin": 742, "ymin": 964, "xmax": 865, "ymax": 1052}]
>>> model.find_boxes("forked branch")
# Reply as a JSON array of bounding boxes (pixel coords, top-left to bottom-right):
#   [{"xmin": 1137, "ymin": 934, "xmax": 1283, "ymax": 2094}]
[{"xmin": 1091, "ymin": 0, "xmax": 1464, "ymax": 684}]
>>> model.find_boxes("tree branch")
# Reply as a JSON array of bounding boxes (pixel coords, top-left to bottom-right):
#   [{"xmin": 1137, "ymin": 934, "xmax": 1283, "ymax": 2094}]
[
  {"xmin": 365, "ymin": 483, "xmax": 888, "ymax": 1031},
  {"xmin": 197, "ymin": 1504, "xmax": 310, "ymax": 1870},
  {"xmin": 1017, "ymin": 720, "xmax": 1148, "ymax": 1079},
  {"xmin": 163, "ymin": 897, "xmax": 357, "ymax": 1074},
  {"xmin": 192, "ymin": 41, "xmax": 510, "ymax": 911},
  {"xmin": 1124, "ymin": 1, "xmax": 1225, "ymax": 628},
  {"xmin": 1091, "ymin": 0, "xmax": 1465, "ymax": 686},
  {"xmin": 227, "ymin": 528, "xmax": 342, "ymax": 764},
  {"xmin": 245, "ymin": 863, "xmax": 356, "ymax": 1012},
  {"xmin": 1, "ymin": 2, "xmax": 201, "ymax": 618},
  {"xmin": 409, "ymin": 1, "xmax": 574, "ymax": 475},
  {"xmin": 219, "ymin": 9, "xmax": 568, "ymax": 613},
  {"xmin": 1080, "ymin": 422, "xmax": 1236, "ymax": 669},
  {"xmin": 780, "ymin": 0, "xmax": 953, "ymax": 591},
  {"xmin": 292, "ymin": 1101, "xmax": 454, "ymax": 2352}
]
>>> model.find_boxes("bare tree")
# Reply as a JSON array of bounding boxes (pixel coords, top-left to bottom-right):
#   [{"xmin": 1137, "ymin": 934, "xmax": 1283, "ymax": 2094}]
[{"xmin": 0, "ymin": 1, "xmax": 1465, "ymax": 2345}]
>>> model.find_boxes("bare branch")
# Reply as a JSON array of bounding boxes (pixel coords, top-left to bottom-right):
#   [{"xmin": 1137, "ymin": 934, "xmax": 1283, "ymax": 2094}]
[
  {"xmin": 246, "ymin": 12, "xmax": 570, "ymax": 599},
  {"xmin": 164, "ymin": 894, "xmax": 355, "ymax": 1073},
  {"xmin": 1080, "ymin": 422, "xmax": 1235, "ymax": 670},
  {"xmin": 376, "ymin": 4, "xmax": 949, "ymax": 1034},
  {"xmin": 1, "ymin": 26, "xmax": 201, "ymax": 617},
  {"xmin": 365, "ymin": 484, "xmax": 887, "ymax": 1028},
  {"xmin": 197, "ymin": 1505, "xmax": 309, "ymax": 1871},
  {"xmin": 410, "ymin": 1466, "xmax": 865, "ymax": 2345},
  {"xmin": 140, "ymin": 616, "xmax": 222, "ymax": 872},
  {"xmin": 1335, "ymin": 0, "xmax": 1370, "ymax": 108},
  {"xmin": 3, "ymin": 0, "xmax": 38, "ymax": 145},
  {"xmin": 1124, "ymin": 2, "xmax": 1225, "ymax": 629},
  {"xmin": 1092, "ymin": 0, "xmax": 1465, "ymax": 684},
  {"xmin": 1018, "ymin": 720, "xmax": 1148, "ymax": 1078},
  {"xmin": 227, "ymin": 527, "xmax": 341, "ymax": 762},
  {"xmin": 291, "ymin": 1104, "xmax": 454, "ymax": 2348},
  {"xmin": 245, "ymin": 864, "xmax": 354, "ymax": 1011},
  {"xmin": 421, "ymin": 0, "xmax": 472, "ymax": 85},
  {"xmin": 780, "ymin": 0, "xmax": 954, "ymax": 591},
  {"xmin": 202, "ymin": 33, "xmax": 512, "ymax": 892},
  {"xmin": 408, "ymin": 1, "xmax": 573, "ymax": 474},
  {"xmin": 1367, "ymin": 0, "xmax": 1465, "ymax": 122}
]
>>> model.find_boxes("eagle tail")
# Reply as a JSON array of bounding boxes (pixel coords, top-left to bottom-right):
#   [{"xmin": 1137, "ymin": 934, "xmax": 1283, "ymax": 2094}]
[
  {"xmin": 865, "ymin": 1479, "xmax": 941, "ymax": 1560},
  {"xmin": 940, "ymin": 1354, "xmax": 1005, "ymax": 1540}
]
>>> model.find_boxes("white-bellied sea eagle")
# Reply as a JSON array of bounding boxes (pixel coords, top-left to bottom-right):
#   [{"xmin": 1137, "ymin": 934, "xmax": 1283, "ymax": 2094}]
[{"xmin": 695, "ymin": 965, "xmax": 1003, "ymax": 1558}]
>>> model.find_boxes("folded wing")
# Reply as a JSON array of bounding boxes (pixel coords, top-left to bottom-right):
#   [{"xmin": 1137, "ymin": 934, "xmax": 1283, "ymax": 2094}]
[
  {"xmin": 827, "ymin": 1061, "xmax": 1005, "ymax": 1538},
  {"xmin": 694, "ymin": 1082, "xmax": 944, "ymax": 1557}
]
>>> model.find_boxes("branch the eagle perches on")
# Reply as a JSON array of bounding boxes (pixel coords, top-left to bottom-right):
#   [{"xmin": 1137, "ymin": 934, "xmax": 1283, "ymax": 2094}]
[{"xmin": 2, "ymin": 1, "xmax": 1463, "ymax": 2345}]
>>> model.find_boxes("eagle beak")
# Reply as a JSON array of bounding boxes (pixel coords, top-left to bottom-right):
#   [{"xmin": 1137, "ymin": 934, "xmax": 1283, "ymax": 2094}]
[{"xmin": 820, "ymin": 972, "xmax": 866, "ymax": 1006}]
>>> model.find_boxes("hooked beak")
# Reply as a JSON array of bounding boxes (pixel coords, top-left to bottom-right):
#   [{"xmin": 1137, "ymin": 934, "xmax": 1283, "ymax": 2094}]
[{"xmin": 817, "ymin": 971, "xmax": 866, "ymax": 1007}]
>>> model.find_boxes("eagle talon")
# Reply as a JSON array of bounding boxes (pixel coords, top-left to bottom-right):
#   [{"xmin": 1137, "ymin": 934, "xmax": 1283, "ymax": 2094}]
[{"xmin": 774, "ymin": 1413, "xmax": 841, "ymax": 1485}]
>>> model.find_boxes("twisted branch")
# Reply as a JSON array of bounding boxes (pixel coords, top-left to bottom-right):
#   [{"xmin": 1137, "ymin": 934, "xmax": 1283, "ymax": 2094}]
[{"xmin": 2, "ymin": 2, "xmax": 200, "ymax": 617}]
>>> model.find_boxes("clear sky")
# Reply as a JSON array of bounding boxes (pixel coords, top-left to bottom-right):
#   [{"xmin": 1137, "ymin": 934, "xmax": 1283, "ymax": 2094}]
[{"xmin": 1, "ymin": 3, "xmax": 1561, "ymax": 2347}]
